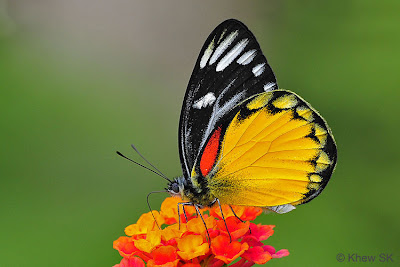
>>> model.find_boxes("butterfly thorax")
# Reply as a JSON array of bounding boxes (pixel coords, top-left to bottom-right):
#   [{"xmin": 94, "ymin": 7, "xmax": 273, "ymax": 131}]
[{"xmin": 167, "ymin": 176, "xmax": 216, "ymax": 207}]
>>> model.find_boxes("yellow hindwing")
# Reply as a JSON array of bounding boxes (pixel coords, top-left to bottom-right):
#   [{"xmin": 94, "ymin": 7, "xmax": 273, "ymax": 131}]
[{"xmin": 207, "ymin": 90, "xmax": 336, "ymax": 207}]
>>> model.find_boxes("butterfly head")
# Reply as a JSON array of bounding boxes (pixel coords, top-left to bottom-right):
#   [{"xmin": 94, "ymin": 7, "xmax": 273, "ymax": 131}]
[{"xmin": 166, "ymin": 176, "xmax": 187, "ymax": 199}]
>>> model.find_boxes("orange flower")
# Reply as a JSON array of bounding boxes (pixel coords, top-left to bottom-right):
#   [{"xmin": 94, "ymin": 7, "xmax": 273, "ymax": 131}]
[
  {"xmin": 186, "ymin": 216, "xmax": 215, "ymax": 236},
  {"xmin": 160, "ymin": 197, "xmax": 197, "ymax": 224},
  {"xmin": 177, "ymin": 234, "xmax": 209, "ymax": 260},
  {"xmin": 209, "ymin": 205, "xmax": 262, "ymax": 221},
  {"xmin": 113, "ymin": 197, "xmax": 289, "ymax": 266},
  {"xmin": 133, "ymin": 230, "xmax": 161, "ymax": 253},
  {"xmin": 125, "ymin": 211, "xmax": 164, "ymax": 236},
  {"xmin": 161, "ymin": 224, "xmax": 185, "ymax": 242},
  {"xmin": 113, "ymin": 236, "xmax": 151, "ymax": 262},
  {"xmin": 240, "ymin": 206, "xmax": 263, "ymax": 221},
  {"xmin": 113, "ymin": 236, "xmax": 137, "ymax": 258}
]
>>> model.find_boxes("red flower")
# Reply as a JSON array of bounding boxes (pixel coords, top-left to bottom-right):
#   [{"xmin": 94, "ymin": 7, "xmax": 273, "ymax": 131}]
[
  {"xmin": 263, "ymin": 245, "xmax": 290, "ymax": 258},
  {"xmin": 147, "ymin": 246, "xmax": 180, "ymax": 267},
  {"xmin": 211, "ymin": 235, "xmax": 249, "ymax": 263},
  {"xmin": 242, "ymin": 246, "xmax": 272, "ymax": 264},
  {"xmin": 113, "ymin": 257, "xmax": 145, "ymax": 267},
  {"xmin": 217, "ymin": 216, "xmax": 249, "ymax": 240},
  {"xmin": 112, "ymin": 197, "xmax": 289, "ymax": 266},
  {"xmin": 113, "ymin": 236, "xmax": 151, "ymax": 262},
  {"xmin": 249, "ymin": 223, "xmax": 274, "ymax": 241}
]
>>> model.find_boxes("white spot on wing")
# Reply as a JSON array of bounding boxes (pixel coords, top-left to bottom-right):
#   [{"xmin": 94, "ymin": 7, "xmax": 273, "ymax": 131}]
[
  {"xmin": 209, "ymin": 30, "xmax": 238, "ymax": 65},
  {"xmin": 237, "ymin": 49, "xmax": 256, "ymax": 65},
  {"xmin": 192, "ymin": 92, "xmax": 216, "ymax": 109},
  {"xmin": 199, "ymin": 79, "xmax": 243, "ymax": 151},
  {"xmin": 263, "ymin": 82, "xmax": 276, "ymax": 91},
  {"xmin": 267, "ymin": 204, "xmax": 296, "ymax": 214},
  {"xmin": 200, "ymin": 37, "xmax": 215, "ymax": 69},
  {"xmin": 217, "ymin": 29, "xmax": 227, "ymax": 44},
  {"xmin": 252, "ymin": 63, "xmax": 265, "ymax": 77},
  {"xmin": 216, "ymin": 39, "xmax": 249, "ymax": 72}
]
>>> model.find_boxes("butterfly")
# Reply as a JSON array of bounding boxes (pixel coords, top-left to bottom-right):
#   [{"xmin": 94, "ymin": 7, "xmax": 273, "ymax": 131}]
[{"xmin": 160, "ymin": 19, "xmax": 337, "ymax": 214}]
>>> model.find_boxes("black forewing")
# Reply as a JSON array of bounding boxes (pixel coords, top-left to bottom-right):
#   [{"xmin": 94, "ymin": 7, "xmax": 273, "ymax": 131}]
[{"xmin": 178, "ymin": 19, "xmax": 278, "ymax": 178}]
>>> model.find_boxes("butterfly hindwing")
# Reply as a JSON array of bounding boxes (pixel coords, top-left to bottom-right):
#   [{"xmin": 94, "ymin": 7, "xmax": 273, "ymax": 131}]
[
  {"xmin": 179, "ymin": 19, "xmax": 278, "ymax": 178},
  {"xmin": 200, "ymin": 90, "xmax": 337, "ymax": 208}
]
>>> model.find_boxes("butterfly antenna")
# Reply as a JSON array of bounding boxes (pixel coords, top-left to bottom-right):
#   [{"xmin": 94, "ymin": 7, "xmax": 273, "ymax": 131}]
[
  {"xmin": 116, "ymin": 151, "xmax": 172, "ymax": 183},
  {"xmin": 130, "ymin": 144, "xmax": 171, "ymax": 182}
]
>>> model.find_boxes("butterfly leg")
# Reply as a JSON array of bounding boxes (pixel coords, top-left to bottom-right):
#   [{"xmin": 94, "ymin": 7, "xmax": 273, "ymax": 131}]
[
  {"xmin": 177, "ymin": 202, "xmax": 191, "ymax": 230},
  {"xmin": 180, "ymin": 202, "xmax": 191, "ymax": 222},
  {"xmin": 217, "ymin": 198, "xmax": 232, "ymax": 242},
  {"xmin": 228, "ymin": 205, "xmax": 244, "ymax": 223},
  {"xmin": 177, "ymin": 202, "xmax": 182, "ymax": 229},
  {"xmin": 229, "ymin": 205, "xmax": 251, "ymax": 234},
  {"xmin": 194, "ymin": 204, "xmax": 211, "ymax": 245}
]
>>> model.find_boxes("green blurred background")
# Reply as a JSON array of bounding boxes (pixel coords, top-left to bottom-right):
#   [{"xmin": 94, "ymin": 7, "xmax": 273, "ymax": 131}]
[{"xmin": 1, "ymin": 0, "xmax": 399, "ymax": 266}]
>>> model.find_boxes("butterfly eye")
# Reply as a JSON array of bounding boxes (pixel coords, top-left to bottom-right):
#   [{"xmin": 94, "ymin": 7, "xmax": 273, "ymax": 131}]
[{"xmin": 170, "ymin": 182, "xmax": 180, "ymax": 194}]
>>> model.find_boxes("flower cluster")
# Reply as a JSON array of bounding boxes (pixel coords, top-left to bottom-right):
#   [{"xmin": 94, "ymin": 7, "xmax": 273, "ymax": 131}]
[{"xmin": 113, "ymin": 197, "xmax": 289, "ymax": 266}]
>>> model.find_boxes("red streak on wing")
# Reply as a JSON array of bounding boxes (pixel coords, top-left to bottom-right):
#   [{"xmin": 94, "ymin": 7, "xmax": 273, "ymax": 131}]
[{"xmin": 200, "ymin": 127, "xmax": 222, "ymax": 177}]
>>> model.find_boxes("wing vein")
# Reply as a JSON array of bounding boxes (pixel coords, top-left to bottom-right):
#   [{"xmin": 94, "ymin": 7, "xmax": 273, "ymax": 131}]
[{"xmin": 216, "ymin": 165, "xmax": 309, "ymax": 180}]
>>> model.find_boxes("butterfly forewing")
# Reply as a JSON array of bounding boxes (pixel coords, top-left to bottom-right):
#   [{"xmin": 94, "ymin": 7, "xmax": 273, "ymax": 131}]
[{"xmin": 179, "ymin": 19, "xmax": 278, "ymax": 178}]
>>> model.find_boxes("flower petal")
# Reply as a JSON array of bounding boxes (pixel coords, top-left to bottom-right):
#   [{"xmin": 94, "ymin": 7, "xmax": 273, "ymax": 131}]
[
  {"xmin": 209, "ymin": 205, "xmax": 244, "ymax": 220},
  {"xmin": 273, "ymin": 249, "xmax": 290, "ymax": 258},
  {"xmin": 209, "ymin": 205, "xmax": 262, "ymax": 221},
  {"xmin": 240, "ymin": 206, "xmax": 263, "ymax": 221},
  {"xmin": 161, "ymin": 224, "xmax": 185, "ymax": 242},
  {"xmin": 187, "ymin": 216, "xmax": 215, "ymax": 235},
  {"xmin": 125, "ymin": 211, "xmax": 164, "ymax": 236},
  {"xmin": 242, "ymin": 246, "xmax": 272, "ymax": 264},
  {"xmin": 211, "ymin": 235, "xmax": 249, "ymax": 264},
  {"xmin": 113, "ymin": 236, "xmax": 147, "ymax": 259},
  {"xmin": 133, "ymin": 230, "xmax": 161, "ymax": 253},
  {"xmin": 230, "ymin": 258, "xmax": 254, "ymax": 267},
  {"xmin": 249, "ymin": 223, "xmax": 274, "ymax": 241},
  {"xmin": 177, "ymin": 234, "xmax": 209, "ymax": 260},
  {"xmin": 207, "ymin": 258, "xmax": 226, "ymax": 267},
  {"xmin": 241, "ymin": 236, "xmax": 263, "ymax": 247},
  {"xmin": 147, "ymin": 246, "xmax": 179, "ymax": 266},
  {"xmin": 262, "ymin": 246, "xmax": 290, "ymax": 258},
  {"xmin": 147, "ymin": 259, "xmax": 180, "ymax": 267},
  {"xmin": 217, "ymin": 217, "xmax": 249, "ymax": 240},
  {"xmin": 160, "ymin": 197, "xmax": 198, "ymax": 225},
  {"xmin": 181, "ymin": 264, "xmax": 201, "ymax": 267},
  {"xmin": 113, "ymin": 257, "xmax": 145, "ymax": 267}
]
